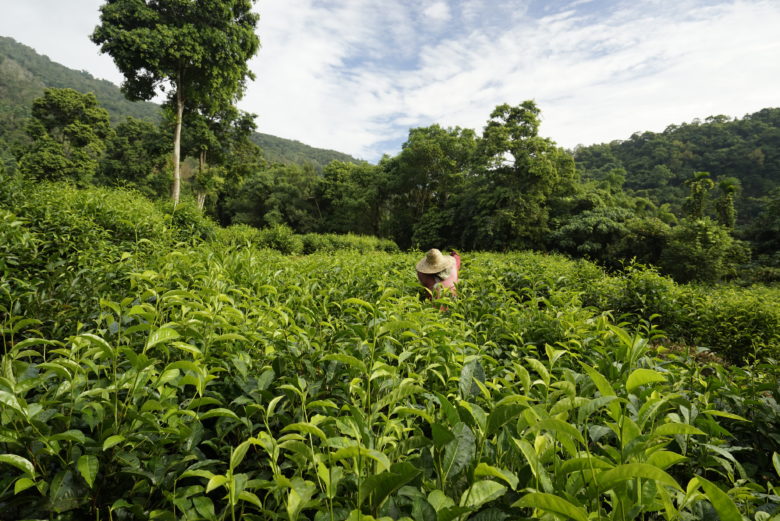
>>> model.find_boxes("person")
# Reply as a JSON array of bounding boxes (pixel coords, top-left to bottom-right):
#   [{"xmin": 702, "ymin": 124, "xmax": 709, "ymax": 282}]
[{"xmin": 416, "ymin": 248, "xmax": 461, "ymax": 300}]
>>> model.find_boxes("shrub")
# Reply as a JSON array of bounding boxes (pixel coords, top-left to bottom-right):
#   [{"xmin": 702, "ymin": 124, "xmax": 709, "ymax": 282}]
[
  {"xmin": 659, "ymin": 218, "xmax": 749, "ymax": 283},
  {"xmin": 158, "ymin": 199, "xmax": 218, "ymax": 242},
  {"xmin": 257, "ymin": 223, "xmax": 304, "ymax": 255},
  {"xmin": 213, "ymin": 223, "xmax": 264, "ymax": 249}
]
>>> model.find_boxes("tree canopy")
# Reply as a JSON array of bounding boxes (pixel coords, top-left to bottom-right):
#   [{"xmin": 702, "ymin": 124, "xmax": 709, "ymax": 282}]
[{"xmin": 91, "ymin": 0, "xmax": 260, "ymax": 203}]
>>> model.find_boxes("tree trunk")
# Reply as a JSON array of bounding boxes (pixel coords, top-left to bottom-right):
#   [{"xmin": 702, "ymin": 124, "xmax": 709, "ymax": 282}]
[
  {"xmin": 196, "ymin": 191, "xmax": 206, "ymax": 209},
  {"xmin": 172, "ymin": 84, "xmax": 184, "ymax": 205}
]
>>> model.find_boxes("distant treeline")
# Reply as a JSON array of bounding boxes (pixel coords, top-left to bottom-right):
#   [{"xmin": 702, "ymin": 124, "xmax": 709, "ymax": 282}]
[{"xmin": 1, "ymin": 36, "xmax": 779, "ymax": 283}]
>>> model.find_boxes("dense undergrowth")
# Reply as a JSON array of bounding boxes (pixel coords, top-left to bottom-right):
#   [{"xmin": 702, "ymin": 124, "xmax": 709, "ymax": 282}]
[{"xmin": 1, "ymin": 180, "xmax": 779, "ymax": 520}]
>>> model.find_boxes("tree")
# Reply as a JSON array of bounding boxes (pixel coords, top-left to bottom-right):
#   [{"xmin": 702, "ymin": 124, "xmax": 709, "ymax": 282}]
[
  {"xmin": 471, "ymin": 101, "xmax": 576, "ymax": 249},
  {"xmin": 383, "ymin": 125, "xmax": 476, "ymax": 248},
  {"xmin": 659, "ymin": 218, "xmax": 748, "ymax": 283},
  {"xmin": 682, "ymin": 171, "xmax": 714, "ymax": 219},
  {"xmin": 318, "ymin": 161, "xmax": 386, "ymax": 236},
  {"xmin": 178, "ymin": 106, "xmax": 257, "ymax": 209},
  {"xmin": 18, "ymin": 88, "xmax": 112, "ymax": 184},
  {"xmin": 225, "ymin": 164, "xmax": 320, "ymax": 232},
  {"xmin": 98, "ymin": 116, "xmax": 171, "ymax": 197},
  {"xmin": 91, "ymin": 0, "xmax": 260, "ymax": 204},
  {"xmin": 714, "ymin": 177, "xmax": 739, "ymax": 229}
]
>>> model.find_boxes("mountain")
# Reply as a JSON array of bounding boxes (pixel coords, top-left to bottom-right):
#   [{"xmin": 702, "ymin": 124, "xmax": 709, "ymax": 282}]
[
  {"xmin": 573, "ymin": 109, "xmax": 780, "ymax": 221},
  {"xmin": 0, "ymin": 35, "xmax": 359, "ymax": 169}
]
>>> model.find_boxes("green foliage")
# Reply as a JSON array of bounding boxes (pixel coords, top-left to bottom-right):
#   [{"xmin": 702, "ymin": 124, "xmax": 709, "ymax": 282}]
[
  {"xmin": 251, "ymin": 132, "xmax": 359, "ymax": 170},
  {"xmin": 659, "ymin": 218, "xmax": 749, "ymax": 283},
  {"xmin": 97, "ymin": 116, "xmax": 171, "ymax": 198},
  {"xmin": 0, "ymin": 232, "xmax": 778, "ymax": 518},
  {"xmin": 18, "ymin": 88, "xmax": 112, "ymax": 184},
  {"xmin": 225, "ymin": 163, "xmax": 322, "ymax": 232},
  {"xmin": 158, "ymin": 199, "xmax": 219, "ymax": 242},
  {"xmin": 574, "ymin": 109, "xmax": 780, "ymax": 224},
  {"xmin": 92, "ymin": 0, "xmax": 261, "ymax": 203},
  {"xmin": 0, "ymin": 35, "xmax": 160, "ymax": 128},
  {"xmin": 0, "ymin": 180, "xmax": 779, "ymax": 519}
]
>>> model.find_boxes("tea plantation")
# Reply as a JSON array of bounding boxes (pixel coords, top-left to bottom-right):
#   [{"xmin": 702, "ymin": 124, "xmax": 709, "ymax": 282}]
[{"xmin": 1, "ymin": 181, "xmax": 780, "ymax": 520}]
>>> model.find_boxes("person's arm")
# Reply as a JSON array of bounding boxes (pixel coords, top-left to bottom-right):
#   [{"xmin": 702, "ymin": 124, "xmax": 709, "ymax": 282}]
[{"xmin": 451, "ymin": 251, "xmax": 461, "ymax": 270}]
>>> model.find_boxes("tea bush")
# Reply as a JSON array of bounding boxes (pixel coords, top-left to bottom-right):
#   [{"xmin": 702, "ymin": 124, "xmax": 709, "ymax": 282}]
[{"xmin": 1, "ymin": 183, "xmax": 779, "ymax": 520}]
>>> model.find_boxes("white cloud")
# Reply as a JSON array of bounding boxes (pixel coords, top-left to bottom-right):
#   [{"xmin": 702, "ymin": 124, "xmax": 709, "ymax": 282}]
[{"xmin": 423, "ymin": 2, "xmax": 451, "ymax": 23}]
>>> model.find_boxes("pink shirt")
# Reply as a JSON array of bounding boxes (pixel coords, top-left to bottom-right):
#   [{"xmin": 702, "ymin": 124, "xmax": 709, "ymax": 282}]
[{"xmin": 417, "ymin": 252, "xmax": 461, "ymax": 299}]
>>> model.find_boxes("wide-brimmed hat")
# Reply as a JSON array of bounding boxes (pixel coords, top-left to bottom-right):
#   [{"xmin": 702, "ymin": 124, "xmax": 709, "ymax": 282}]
[{"xmin": 416, "ymin": 248, "xmax": 455, "ymax": 274}]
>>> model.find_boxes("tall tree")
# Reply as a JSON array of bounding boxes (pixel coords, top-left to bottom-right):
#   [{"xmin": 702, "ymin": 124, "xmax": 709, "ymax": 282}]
[
  {"xmin": 178, "ymin": 106, "xmax": 257, "ymax": 209},
  {"xmin": 715, "ymin": 177, "xmax": 739, "ymax": 229},
  {"xmin": 472, "ymin": 101, "xmax": 575, "ymax": 249},
  {"xmin": 98, "ymin": 116, "xmax": 171, "ymax": 197},
  {"xmin": 91, "ymin": 0, "xmax": 260, "ymax": 204},
  {"xmin": 682, "ymin": 171, "xmax": 714, "ymax": 219},
  {"xmin": 18, "ymin": 88, "xmax": 112, "ymax": 184}
]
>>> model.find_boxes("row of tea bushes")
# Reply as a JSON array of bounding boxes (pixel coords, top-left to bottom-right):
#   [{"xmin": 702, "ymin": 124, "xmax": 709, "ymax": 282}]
[
  {"xmin": 213, "ymin": 223, "xmax": 399, "ymax": 255},
  {"xmin": 486, "ymin": 252, "xmax": 779, "ymax": 363},
  {"xmin": 1, "ymin": 245, "xmax": 779, "ymax": 519}
]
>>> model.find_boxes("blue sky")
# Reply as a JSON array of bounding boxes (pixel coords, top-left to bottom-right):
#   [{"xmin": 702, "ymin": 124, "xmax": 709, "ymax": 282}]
[{"xmin": 1, "ymin": 0, "xmax": 779, "ymax": 161}]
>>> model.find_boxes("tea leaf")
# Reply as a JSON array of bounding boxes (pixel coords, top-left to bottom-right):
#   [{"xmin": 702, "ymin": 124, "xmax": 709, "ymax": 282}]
[
  {"xmin": 596, "ymin": 463, "xmax": 682, "ymax": 491},
  {"xmin": 146, "ymin": 326, "xmax": 180, "ymax": 350},
  {"xmin": 626, "ymin": 368, "xmax": 667, "ymax": 393},
  {"xmin": 77, "ymin": 455, "xmax": 99, "ymax": 488},
  {"xmin": 0, "ymin": 454, "xmax": 35, "ymax": 477},
  {"xmin": 512, "ymin": 492, "xmax": 588, "ymax": 521},
  {"xmin": 653, "ymin": 423, "xmax": 706, "ymax": 437},
  {"xmin": 460, "ymin": 480, "xmax": 506, "ymax": 509},
  {"xmin": 695, "ymin": 475, "xmax": 742, "ymax": 521}
]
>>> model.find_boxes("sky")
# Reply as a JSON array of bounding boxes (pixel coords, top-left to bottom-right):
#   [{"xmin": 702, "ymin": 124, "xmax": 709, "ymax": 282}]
[{"xmin": 1, "ymin": 0, "xmax": 779, "ymax": 162}]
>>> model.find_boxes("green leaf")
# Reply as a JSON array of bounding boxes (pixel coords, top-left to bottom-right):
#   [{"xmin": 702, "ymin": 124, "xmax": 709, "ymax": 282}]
[
  {"xmin": 332, "ymin": 446, "xmax": 392, "ymax": 473},
  {"xmin": 145, "ymin": 326, "xmax": 180, "ymax": 350},
  {"xmin": 14, "ymin": 477, "xmax": 35, "ymax": 494},
  {"xmin": 343, "ymin": 297, "xmax": 374, "ymax": 311},
  {"xmin": 533, "ymin": 418, "xmax": 585, "ymax": 445},
  {"xmin": 192, "ymin": 496, "xmax": 216, "ymax": 520},
  {"xmin": 596, "ymin": 463, "xmax": 682, "ymax": 491},
  {"xmin": 199, "ymin": 408, "xmax": 240, "ymax": 421},
  {"xmin": 206, "ymin": 475, "xmax": 228, "ymax": 493},
  {"xmin": 441, "ymin": 422, "xmax": 475, "ymax": 483},
  {"xmin": 653, "ymin": 423, "xmax": 706, "ymax": 437},
  {"xmin": 0, "ymin": 454, "xmax": 35, "ymax": 477},
  {"xmin": 474, "ymin": 463, "xmax": 519, "ymax": 489},
  {"xmin": 431, "ymin": 423, "xmax": 455, "ymax": 448},
  {"xmin": 701, "ymin": 409, "xmax": 748, "ymax": 422},
  {"xmin": 626, "ymin": 368, "xmax": 667, "ymax": 393},
  {"xmin": 322, "ymin": 353, "xmax": 367, "ymax": 373},
  {"xmin": 0, "ymin": 390, "xmax": 24, "ymax": 414},
  {"xmin": 773, "ymin": 452, "xmax": 780, "ymax": 478},
  {"xmin": 460, "ymin": 480, "xmax": 506, "ymax": 509},
  {"xmin": 102, "ymin": 435, "xmax": 125, "ymax": 451},
  {"xmin": 238, "ymin": 490, "xmax": 262, "ymax": 508},
  {"xmin": 231, "ymin": 440, "xmax": 251, "ymax": 470},
  {"xmin": 512, "ymin": 492, "xmax": 588, "ymax": 521},
  {"xmin": 485, "ymin": 403, "xmax": 524, "ymax": 436},
  {"xmin": 428, "ymin": 490, "xmax": 455, "ymax": 512},
  {"xmin": 646, "ymin": 450, "xmax": 687, "ymax": 469},
  {"xmin": 695, "ymin": 476, "xmax": 742, "ymax": 521},
  {"xmin": 282, "ymin": 422, "xmax": 328, "ymax": 441},
  {"xmin": 459, "ymin": 359, "xmax": 485, "ymax": 399},
  {"xmin": 49, "ymin": 430, "xmax": 87, "ymax": 443},
  {"xmin": 77, "ymin": 455, "xmax": 98, "ymax": 488},
  {"xmin": 359, "ymin": 462, "xmax": 421, "ymax": 509}
]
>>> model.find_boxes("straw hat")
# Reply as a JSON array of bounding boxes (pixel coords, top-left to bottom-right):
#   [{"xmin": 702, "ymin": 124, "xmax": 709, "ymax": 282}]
[{"xmin": 416, "ymin": 248, "xmax": 455, "ymax": 274}]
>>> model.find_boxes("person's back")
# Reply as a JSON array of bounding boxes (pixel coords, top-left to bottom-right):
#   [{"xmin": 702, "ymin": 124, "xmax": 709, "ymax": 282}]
[{"xmin": 416, "ymin": 249, "xmax": 461, "ymax": 300}]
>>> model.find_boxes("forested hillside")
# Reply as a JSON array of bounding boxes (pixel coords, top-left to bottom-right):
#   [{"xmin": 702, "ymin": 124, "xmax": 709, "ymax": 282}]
[
  {"xmin": 0, "ymin": 36, "xmax": 358, "ymax": 170},
  {"xmin": 574, "ymin": 109, "xmax": 780, "ymax": 221},
  {"xmin": 250, "ymin": 132, "xmax": 359, "ymax": 167}
]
